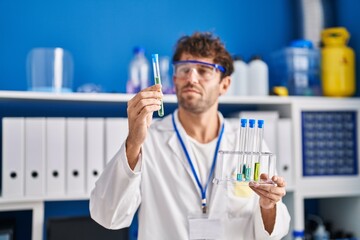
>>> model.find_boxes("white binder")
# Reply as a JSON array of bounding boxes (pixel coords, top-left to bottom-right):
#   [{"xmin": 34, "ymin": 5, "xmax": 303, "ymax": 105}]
[
  {"xmin": 25, "ymin": 118, "xmax": 46, "ymax": 197},
  {"xmin": 277, "ymin": 119, "xmax": 294, "ymax": 187},
  {"xmin": 46, "ymin": 118, "xmax": 66, "ymax": 196},
  {"xmin": 86, "ymin": 118, "xmax": 104, "ymax": 194},
  {"xmin": 66, "ymin": 118, "xmax": 86, "ymax": 195},
  {"xmin": 2, "ymin": 118, "xmax": 25, "ymax": 198},
  {"xmin": 105, "ymin": 118, "xmax": 128, "ymax": 164}
]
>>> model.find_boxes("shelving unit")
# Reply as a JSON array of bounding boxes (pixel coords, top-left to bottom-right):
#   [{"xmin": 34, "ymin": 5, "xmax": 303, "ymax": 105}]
[{"xmin": 1, "ymin": 90, "xmax": 359, "ymax": 240}]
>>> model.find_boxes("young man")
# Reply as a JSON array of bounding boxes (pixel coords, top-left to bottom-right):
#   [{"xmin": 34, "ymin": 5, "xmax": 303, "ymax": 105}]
[{"xmin": 90, "ymin": 32, "xmax": 290, "ymax": 239}]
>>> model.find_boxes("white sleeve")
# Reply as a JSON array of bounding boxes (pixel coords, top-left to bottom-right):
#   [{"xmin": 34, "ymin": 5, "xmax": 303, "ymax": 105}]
[
  {"xmin": 254, "ymin": 201, "xmax": 291, "ymax": 240},
  {"xmin": 89, "ymin": 142, "xmax": 142, "ymax": 229}
]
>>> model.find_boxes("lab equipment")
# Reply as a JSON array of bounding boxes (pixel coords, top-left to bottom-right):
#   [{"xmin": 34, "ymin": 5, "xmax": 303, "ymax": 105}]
[
  {"xmin": 214, "ymin": 151, "xmax": 276, "ymax": 185},
  {"xmin": 321, "ymin": 27, "xmax": 355, "ymax": 97},
  {"xmin": 151, "ymin": 54, "xmax": 164, "ymax": 117},
  {"xmin": 248, "ymin": 56, "xmax": 269, "ymax": 96},
  {"xmin": 172, "ymin": 60, "xmax": 225, "ymax": 82},
  {"xmin": 302, "ymin": 111, "xmax": 357, "ymax": 176},
  {"xmin": 159, "ymin": 56, "xmax": 174, "ymax": 94},
  {"xmin": 269, "ymin": 40, "xmax": 321, "ymax": 96},
  {"xmin": 27, "ymin": 48, "xmax": 73, "ymax": 92},
  {"xmin": 215, "ymin": 118, "xmax": 275, "ymax": 186},
  {"xmin": 237, "ymin": 119, "xmax": 247, "ymax": 181},
  {"xmin": 127, "ymin": 47, "xmax": 150, "ymax": 93},
  {"xmin": 226, "ymin": 56, "xmax": 248, "ymax": 96}
]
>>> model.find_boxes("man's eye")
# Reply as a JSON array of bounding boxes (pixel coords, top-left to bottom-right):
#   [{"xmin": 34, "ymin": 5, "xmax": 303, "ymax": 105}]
[
  {"xmin": 197, "ymin": 66, "xmax": 212, "ymax": 75},
  {"xmin": 179, "ymin": 67, "xmax": 190, "ymax": 74}
]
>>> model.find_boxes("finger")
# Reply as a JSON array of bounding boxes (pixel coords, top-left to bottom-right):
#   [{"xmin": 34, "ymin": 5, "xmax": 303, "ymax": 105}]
[
  {"xmin": 251, "ymin": 187, "xmax": 282, "ymax": 202},
  {"xmin": 251, "ymin": 184, "xmax": 286, "ymax": 198},
  {"xmin": 137, "ymin": 104, "xmax": 161, "ymax": 120},
  {"xmin": 128, "ymin": 90, "xmax": 163, "ymax": 108},
  {"xmin": 260, "ymin": 173, "xmax": 269, "ymax": 181},
  {"xmin": 272, "ymin": 175, "xmax": 286, "ymax": 187},
  {"xmin": 128, "ymin": 97, "xmax": 161, "ymax": 120}
]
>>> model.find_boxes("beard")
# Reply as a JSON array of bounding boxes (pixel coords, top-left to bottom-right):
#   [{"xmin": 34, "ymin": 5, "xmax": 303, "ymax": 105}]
[{"xmin": 176, "ymin": 83, "xmax": 218, "ymax": 114}]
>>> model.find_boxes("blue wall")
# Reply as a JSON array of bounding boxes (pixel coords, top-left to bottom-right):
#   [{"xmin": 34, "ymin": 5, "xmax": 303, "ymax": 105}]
[{"xmin": 0, "ymin": 0, "xmax": 295, "ymax": 93}]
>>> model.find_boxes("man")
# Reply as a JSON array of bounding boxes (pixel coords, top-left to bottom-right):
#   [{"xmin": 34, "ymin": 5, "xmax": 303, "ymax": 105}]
[{"xmin": 90, "ymin": 32, "xmax": 290, "ymax": 239}]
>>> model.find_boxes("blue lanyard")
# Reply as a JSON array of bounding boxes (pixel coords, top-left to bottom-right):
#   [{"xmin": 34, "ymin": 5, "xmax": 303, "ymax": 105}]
[{"xmin": 172, "ymin": 113, "xmax": 224, "ymax": 213}]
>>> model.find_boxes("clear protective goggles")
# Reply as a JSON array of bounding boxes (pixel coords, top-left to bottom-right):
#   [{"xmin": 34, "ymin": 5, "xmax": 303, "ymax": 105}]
[{"xmin": 172, "ymin": 60, "xmax": 226, "ymax": 82}]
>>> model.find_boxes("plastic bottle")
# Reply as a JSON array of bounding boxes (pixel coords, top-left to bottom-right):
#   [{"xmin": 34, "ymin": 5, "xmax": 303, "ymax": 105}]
[
  {"xmin": 159, "ymin": 56, "xmax": 173, "ymax": 94},
  {"xmin": 248, "ymin": 55, "xmax": 269, "ymax": 96},
  {"xmin": 289, "ymin": 39, "xmax": 322, "ymax": 96},
  {"xmin": 126, "ymin": 47, "xmax": 150, "ymax": 93},
  {"xmin": 321, "ymin": 27, "xmax": 355, "ymax": 97},
  {"xmin": 293, "ymin": 230, "xmax": 305, "ymax": 240},
  {"xmin": 228, "ymin": 56, "xmax": 248, "ymax": 96},
  {"xmin": 313, "ymin": 224, "xmax": 330, "ymax": 240}
]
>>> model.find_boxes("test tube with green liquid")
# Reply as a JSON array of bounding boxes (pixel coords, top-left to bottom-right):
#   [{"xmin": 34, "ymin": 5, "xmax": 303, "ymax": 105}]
[{"xmin": 151, "ymin": 54, "xmax": 164, "ymax": 117}]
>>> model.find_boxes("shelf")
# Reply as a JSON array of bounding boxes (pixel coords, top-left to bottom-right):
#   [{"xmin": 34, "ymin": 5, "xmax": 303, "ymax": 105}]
[
  {"xmin": 0, "ymin": 195, "xmax": 89, "ymax": 204},
  {"xmin": 1, "ymin": 90, "xmax": 358, "ymax": 105}
]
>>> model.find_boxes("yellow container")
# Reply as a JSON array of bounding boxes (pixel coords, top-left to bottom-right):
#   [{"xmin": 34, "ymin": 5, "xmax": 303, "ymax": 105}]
[{"xmin": 321, "ymin": 27, "xmax": 355, "ymax": 97}]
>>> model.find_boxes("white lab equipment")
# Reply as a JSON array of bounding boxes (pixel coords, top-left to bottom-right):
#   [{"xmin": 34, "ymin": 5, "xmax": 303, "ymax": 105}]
[
  {"xmin": 27, "ymin": 48, "xmax": 73, "ymax": 92},
  {"xmin": 248, "ymin": 56, "xmax": 269, "ymax": 96},
  {"xmin": 151, "ymin": 54, "xmax": 164, "ymax": 117},
  {"xmin": 233, "ymin": 56, "xmax": 248, "ymax": 96},
  {"xmin": 127, "ymin": 47, "xmax": 150, "ymax": 93}
]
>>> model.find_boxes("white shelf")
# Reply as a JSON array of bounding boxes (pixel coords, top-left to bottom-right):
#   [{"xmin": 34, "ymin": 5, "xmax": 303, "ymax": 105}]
[
  {"xmin": 1, "ymin": 90, "xmax": 358, "ymax": 104},
  {"xmin": 0, "ymin": 195, "xmax": 89, "ymax": 204},
  {"xmin": 1, "ymin": 90, "xmax": 360, "ymax": 239}
]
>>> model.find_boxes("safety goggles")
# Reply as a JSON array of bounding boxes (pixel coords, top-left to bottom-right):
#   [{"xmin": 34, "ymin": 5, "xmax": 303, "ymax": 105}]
[{"xmin": 173, "ymin": 60, "xmax": 226, "ymax": 82}]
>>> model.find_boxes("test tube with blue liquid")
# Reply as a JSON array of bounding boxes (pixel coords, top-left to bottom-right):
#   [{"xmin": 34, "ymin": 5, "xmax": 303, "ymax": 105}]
[
  {"xmin": 245, "ymin": 119, "xmax": 256, "ymax": 181},
  {"xmin": 151, "ymin": 54, "xmax": 164, "ymax": 117},
  {"xmin": 237, "ymin": 119, "xmax": 247, "ymax": 181}
]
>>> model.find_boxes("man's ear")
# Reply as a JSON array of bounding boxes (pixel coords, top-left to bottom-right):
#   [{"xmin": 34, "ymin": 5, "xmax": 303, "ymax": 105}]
[{"xmin": 219, "ymin": 76, "xmax": 231, "ymax": 96}]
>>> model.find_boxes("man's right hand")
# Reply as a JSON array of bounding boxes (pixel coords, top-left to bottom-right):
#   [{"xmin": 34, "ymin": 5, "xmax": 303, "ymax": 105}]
[{"xmin": 126, "ymin": 84, "xmax": 163, "ymax": 170}]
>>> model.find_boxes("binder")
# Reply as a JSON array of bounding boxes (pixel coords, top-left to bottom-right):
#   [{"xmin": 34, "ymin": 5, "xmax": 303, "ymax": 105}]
[
  {"xmin": 66, "ymin": 118, "xmax": 86, "ymax": 195},
  {"xmin": 86, "ymin": 118, "xmax": 104, "ymax": 194},
  {"xmin": 25, "ymin": 118, "xmax": 46, "ymax": 197},
  {"xmin": 105, "ymin": 118, "xmax": 128, "ymax": 164},
  {"xmin": 277, "ymin": 119, "xmax": 294, "ymax": 186},
  {"xmin": 2, "ymin": 118, "xmax": 25, "ymax": 198},
  {"xmin": 46, "ymin": 118, "xmax": 66, "ymax": 196}
]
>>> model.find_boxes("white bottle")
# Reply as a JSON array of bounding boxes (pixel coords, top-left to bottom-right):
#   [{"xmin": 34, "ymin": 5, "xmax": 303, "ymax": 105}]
[
  {"xmin": 226, "ymin": 56, "xmax": 248, "ymax": 96},
  {"xmin": 159, "ymin": 56, "xmax": 173, "ymax": 94},
  {"xmin": 248, "ymin": 55, "xmax": 269, "ymax": 96},
  {"xmin": 233, "ymin": 56, "xmax": 248, "ymax": 96},
  {"xmin": 126, "ymin": 47, "xmax": 149, "ymax": 93},
  {"xmin": 313, "ymin": 224, "xmax": 330, "ymax": 240}
]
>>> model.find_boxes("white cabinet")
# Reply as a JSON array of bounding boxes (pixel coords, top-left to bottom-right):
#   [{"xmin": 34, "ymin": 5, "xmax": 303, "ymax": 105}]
[{"xmin": 0, "ymin": 91, "xmax": 359, "ymax": 239}]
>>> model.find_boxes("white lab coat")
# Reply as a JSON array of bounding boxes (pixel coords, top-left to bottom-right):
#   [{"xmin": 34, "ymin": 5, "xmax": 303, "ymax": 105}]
[{"xmin": 90, "ymin": 110, "xmax": 291, "ymax": 240}]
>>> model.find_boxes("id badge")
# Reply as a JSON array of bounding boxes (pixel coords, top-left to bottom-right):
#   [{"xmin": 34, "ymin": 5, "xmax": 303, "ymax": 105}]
[{"xmin": 188, "ymin": 214, "xmax": 223, "ymax": 240}]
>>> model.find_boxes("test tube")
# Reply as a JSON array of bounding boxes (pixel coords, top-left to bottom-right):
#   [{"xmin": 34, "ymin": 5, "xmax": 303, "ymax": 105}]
[
  {"xmin": 245, "ymin": 119, "xmax": 256, "ymax": 181},
  {"xmin": 151, "ymin": 54, "xmax": 164, "ymax": 117},
  {"xmin": 237, "ymin": 119, "xmax": 247, "ymax": 181},
  {"xmin": 254, "ymin": 120, "xmax": 264, "ymax": 181}
]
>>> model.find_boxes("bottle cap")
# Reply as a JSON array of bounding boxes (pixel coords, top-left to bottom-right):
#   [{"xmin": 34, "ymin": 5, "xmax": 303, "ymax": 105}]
[
  {"xmin": 133, "ymin": 46, "xmax": 145, "ymax": 54},
  {"xmin": 290, "ymin": 39, "xmax": 313, "ymax": 49}
]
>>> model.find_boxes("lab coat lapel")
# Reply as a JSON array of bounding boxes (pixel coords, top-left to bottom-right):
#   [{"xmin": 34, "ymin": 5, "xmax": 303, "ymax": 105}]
[
  {"xmin": 157, "ymin": 112, "xmax": 202, "ymax": 191},
  {"xmin": 208, "ymin": 120, "xmax": 238, "ymax": 215}
]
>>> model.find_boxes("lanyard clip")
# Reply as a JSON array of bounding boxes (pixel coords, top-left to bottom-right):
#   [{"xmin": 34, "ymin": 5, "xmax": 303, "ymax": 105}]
[
  {"xmin": 202, "ymin": 205, "xmax": 207, "ymax": 214},
  {"xmin": 202, "ymin": 198, "xmax": 207, "ymax": 214}
]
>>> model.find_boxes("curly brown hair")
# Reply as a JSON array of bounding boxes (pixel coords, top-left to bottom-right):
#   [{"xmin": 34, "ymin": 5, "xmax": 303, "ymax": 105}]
[{"xmin": 172, "ymin": 32, "xmax": 234, "ymax": 78}]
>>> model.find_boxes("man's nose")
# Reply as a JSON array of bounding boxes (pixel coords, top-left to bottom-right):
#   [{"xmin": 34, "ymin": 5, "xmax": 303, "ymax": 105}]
[{"xmin": 185, "ymin": 68, "xmax": 199, "ymax": 84}]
